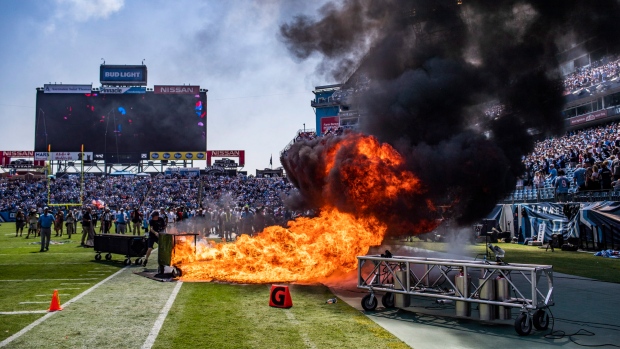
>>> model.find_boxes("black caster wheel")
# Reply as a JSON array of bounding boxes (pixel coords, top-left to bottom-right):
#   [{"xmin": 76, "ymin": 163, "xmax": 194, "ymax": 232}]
[
  {"xmin": 95, "ymin": 253, "xmax": 102, "ymax": 261},
  {"xmin": 105, "ymin": 253, "xmax": 112, "ymax": 261},
  {"xmin": 172, "ymin": 267, "xmax": 182, "ymax": 278},
  {"xmin": 533, "ymin": 309, "xmax": 549, "ymax": 330},
  {"xmin": 515, "ymin": 313, "xmax": 532, "ymax": 336},
  {"xmin": 134, "ymin": 258, "xmax": 142, "ymax": 265},
  {"xmin": 382, "ymin": 292, "xmax": 395, "ymax": 308},
  {"xmin": 124, "ymin": 258, "xmax": 131, "ymax": 266},
  {"xmin": 361, "ymin": 294, "xmax": 378, "ymax": 311}
]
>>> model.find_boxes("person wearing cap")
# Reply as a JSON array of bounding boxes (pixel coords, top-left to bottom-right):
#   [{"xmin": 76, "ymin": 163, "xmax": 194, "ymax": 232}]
[
  {"xmin": 115, "ymin": 208, "xmax": 128, "ymax": 234},
  {"xmin": 26, "ymin": 208, "xmax": 39, "ymax": 239},
  {"xmin": 15, "ymin": 208, "xmax": 25, "ymax": 237},
  {"xmin": 38, "ymin": 207, "xmax": 55, "ymax": 252},
  {"xmin": 143, "ymin": 210, "xmax": 166, "ymax": 267}
]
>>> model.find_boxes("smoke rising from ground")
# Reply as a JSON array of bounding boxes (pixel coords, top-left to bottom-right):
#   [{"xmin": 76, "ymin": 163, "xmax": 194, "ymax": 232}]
[{"xmin": 280, "ymin": 0, "xmax": 620, "ymax": 231}]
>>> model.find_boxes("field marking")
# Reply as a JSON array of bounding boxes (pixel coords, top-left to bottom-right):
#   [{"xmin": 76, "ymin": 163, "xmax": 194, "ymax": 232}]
[
  {"xmin": 141, "ymin": 282, "xmax": 183, "ymax": 349},
  {"xmin": 35, "ymin": 294, "xmax": 69, "ymax": 297},
  {"xmin": 0, "ymin": 311, "xmax": 47, "ymax": 315},
  {"xmin": 0, "ymin": 278, "xmax": 98, "ymax": 282},
  {"xmin": 284, "ymin": 309, "xmax": 317, "ymax": 349},
  {"xmin": 0, "ymin": 265, "xmax": 129, "ymax": 348},
  {"xmin": 60, "ymin": 282, "xmax": 92, "ymax": 285},
  {"xmin": 52, "ymin": 288, "xmax": 80, "ymax": 290},
  {"xmin": 0, "ymin": 262, "xmax": 84, "ymax": 266},
  {"xmin": 19, "ymin": 302, "xmax": 49, "ymax": 304}
]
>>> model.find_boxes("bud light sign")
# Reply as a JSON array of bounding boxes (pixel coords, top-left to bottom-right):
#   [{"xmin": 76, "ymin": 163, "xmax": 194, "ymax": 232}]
[{"xmin": 100, "ymin": 65, "xmax": 148, "ymax": 86}]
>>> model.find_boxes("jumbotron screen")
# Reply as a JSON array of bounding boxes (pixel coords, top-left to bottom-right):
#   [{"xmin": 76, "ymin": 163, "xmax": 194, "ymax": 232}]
[{"xmin": 34, "ymin": 90, "xmax": 207, "ymax": 163}]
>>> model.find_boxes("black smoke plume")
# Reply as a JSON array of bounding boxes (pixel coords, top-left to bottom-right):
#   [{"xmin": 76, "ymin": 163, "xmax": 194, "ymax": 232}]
[{"xmin": 280, "ymin": 0, "xmax": 620, "ymax": 230}]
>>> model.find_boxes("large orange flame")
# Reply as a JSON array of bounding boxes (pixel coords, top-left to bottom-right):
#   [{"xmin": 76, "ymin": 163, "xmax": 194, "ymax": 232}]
[
  {"xmin": 175, "ymin": 208, "xmax": 385, "ymax": 283},
  {"xmin": 173, "ymin": 134, "xmax": 433, "ymax": 283}
]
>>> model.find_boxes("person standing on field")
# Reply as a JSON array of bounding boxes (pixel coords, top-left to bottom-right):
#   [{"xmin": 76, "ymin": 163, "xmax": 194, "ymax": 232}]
[
  {"xmin": 26, "ymin": 208, "xmax": 38, "ymax": 239},
  {"xmin": 143, "ymin": 210, "xmax": 166, "ymax": 267},
  {"xmin": 15, "ymin": 208, "xmax": 25, "ymax": 237},
  {"xmin": 38, "ymin": 207, "xmax": 54, "ymax": 252},
  {"xmin": 65, "ymin": 210, "xmax": 75, "ymax": 239}
]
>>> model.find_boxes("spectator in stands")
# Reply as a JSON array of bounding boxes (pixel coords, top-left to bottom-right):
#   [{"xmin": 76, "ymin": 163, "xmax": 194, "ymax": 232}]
[
  {"xmin": 573, "ymin": 164, "xmax": 587, "ymax": 191},
  {"xmin": 547, "ymin": 164, "xmax": 557, "ymax": 182},
  {"xmin": 600, "ymin": 160, "xmax": 613, "ymax": 190},
  {"xmin": 590, "ymin": 164, "xmax": 601, "ymax": 190},
  {"xmin": 554, "ymin": 169, "xmax": 571, "ymax": 202}
]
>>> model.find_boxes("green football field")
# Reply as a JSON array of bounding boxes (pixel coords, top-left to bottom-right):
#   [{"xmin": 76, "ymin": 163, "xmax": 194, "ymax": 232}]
[{"xmin": 0, "ymin": 222, "xmax": 409, "ymax": 349}]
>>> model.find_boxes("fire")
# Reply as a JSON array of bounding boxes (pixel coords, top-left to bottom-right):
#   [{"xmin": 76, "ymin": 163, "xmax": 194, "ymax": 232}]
[
  {"xmin": 173, "ymin": 134, "xmax": 432, "ymax": 283},
  {"xmin": 174, "ymin": 208, "xmax": 386, "ymax": 283}
]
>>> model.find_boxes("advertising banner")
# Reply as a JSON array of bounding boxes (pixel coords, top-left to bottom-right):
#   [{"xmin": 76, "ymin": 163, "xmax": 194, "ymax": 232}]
[
  {"xmin": 0, "ymin": 151, "xmax": 34, "ymax": 157},
  {"xmin": 100, "ymin": 86, "xmax": 146, "ymax": 94},
  {"xmin": 149, "ymin": 152, "xmax": 206, "ymax": 161},
  {"xmin": 207, "ymin": 150, "xmax": 245, "ymax": 167},
  {"xmin": 153, "ymin": 85, "xmax": 201, "ymax": 94},
  {"xmin": 44, "ymin": 84, "xmax": 92, "ymax": 94},
  {"xmin": 320, "ymin": 116, "xmax": 340, "ymax": 134},
  {"xmin": 568, "ymin": 109, "xmax": 608, "ymax": 126},
  {"xmin": 100, "ymin": 65, "xmax": 147, "ymax": 85},
  {"xmin": 34, "ymin": 152, "xmax": 94, "ymax": 161}
]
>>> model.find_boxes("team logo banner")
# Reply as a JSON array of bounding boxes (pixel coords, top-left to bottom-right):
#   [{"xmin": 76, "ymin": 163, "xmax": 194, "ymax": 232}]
[{"xmin": 149, "ymin": 152, "xmax": 206, "ymax": 160}]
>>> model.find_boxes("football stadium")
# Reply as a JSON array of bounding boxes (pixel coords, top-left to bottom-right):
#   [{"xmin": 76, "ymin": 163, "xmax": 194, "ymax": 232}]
[{"xmin": 1, "ymin": 1, "xmax": 620, "ymax": 348}]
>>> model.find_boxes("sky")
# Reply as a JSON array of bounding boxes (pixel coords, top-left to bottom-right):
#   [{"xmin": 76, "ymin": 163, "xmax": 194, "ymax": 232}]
[{"xmin": 0, "ymin": 0, "xmax": 333, "ymax": 174}]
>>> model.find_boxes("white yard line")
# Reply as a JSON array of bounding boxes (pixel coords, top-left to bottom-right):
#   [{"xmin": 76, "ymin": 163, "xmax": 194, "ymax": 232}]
[
  {"xmin": 0, "ymin": 311, "xmax": 48, "ymax": 315},
  {"xmin": 284, "ymin": 309, "xmax": 317, "ymax": 349},
  {"xmin": 60, "ymin": 282, "xmax": 92, "ymax": 285},
  {"xmin": 0, "ymin": 278, "xmax": 97, "ymax": 282},
  {"xmin": 35, "ymin": 294, "xmax": 69, "ymax": 297},
  {"xmin": 141, "ymin": 282, "xmax": 183, "ymax": 349},
  {"xmin": 0, "ymin": 266, "xmax": 129, "ymax": 348},
  {"xmin": 19, "ymin": 302, "xmax": 49, "ymax": 304},
  {"xmin": 52, "ymin": 288, "xmax": 80, "ymax": 290}
]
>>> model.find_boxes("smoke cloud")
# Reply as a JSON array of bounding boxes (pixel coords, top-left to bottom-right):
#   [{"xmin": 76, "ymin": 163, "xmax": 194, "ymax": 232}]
[{"xmin": 280, "ymin": 0, "xmax": 620, "ymax": 230}]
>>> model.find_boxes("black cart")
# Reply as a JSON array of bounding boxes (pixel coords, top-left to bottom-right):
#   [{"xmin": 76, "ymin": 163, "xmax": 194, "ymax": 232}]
[
  {"xmin": 94, "ymin": 234, "xmax": 147, "ymax": 265},
  {"xmin": 158, "ymin": 233, "xmax": 198, "ymax": 276}
]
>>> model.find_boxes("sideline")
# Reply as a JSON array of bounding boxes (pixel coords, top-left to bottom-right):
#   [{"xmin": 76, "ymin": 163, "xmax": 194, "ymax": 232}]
[
  {"xmin": 141, "ymin": 281, "xmax": 183, "ymax": 349},
  {"xmin": 0, "ymin": 266, "xmax": 129, "ymax": 348}
]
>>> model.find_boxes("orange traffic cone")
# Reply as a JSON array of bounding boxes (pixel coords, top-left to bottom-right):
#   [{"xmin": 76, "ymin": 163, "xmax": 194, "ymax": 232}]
[{"xmin": 48, "ymin": 290, "xmax": 63, "ymax": 312}]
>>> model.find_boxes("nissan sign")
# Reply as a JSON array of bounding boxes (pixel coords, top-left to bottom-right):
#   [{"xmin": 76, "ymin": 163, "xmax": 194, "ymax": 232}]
[{"xmin": 154, "ymin": 85, "xmax": 200, "ymax": 94}]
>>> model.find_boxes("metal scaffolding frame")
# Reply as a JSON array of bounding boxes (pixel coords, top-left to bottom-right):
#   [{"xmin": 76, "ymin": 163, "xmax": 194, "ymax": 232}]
[{"xmin": 357, "ymin": 254, "xmax": 554, "ymax": 336}]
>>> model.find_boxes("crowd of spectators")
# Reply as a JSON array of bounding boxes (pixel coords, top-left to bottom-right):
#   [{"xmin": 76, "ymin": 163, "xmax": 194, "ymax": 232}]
[
  {"xmin": 521, "ymin": 121, "xmax": 620, "ymax": 191},
  {"xmin": 563, "ymin": 56, "xmax": 620, "ymax": 95},
  {"xmin": 0, "ymin": 174, "xmax": 302, "ymax": 237}
]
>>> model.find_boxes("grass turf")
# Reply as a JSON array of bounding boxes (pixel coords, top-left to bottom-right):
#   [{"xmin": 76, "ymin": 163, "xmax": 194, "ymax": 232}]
[
  {"xmin": 0, "ymin": 223, "xmax": 124, "ymax": 341},
  {"xmin": 0, "ymin": 222, "xmax": 410, "ymax": 348},
  {"xmin": 153, "ymin": 283, "xmax": 409, "ymax": 349},
  {"xmin": 397, "ymin": 238, "xmax": 620, "ymax": 283}
]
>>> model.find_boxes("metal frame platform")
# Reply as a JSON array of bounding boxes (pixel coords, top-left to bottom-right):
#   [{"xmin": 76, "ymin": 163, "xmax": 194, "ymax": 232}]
[{"xmin": 357, "ymin": 253, "xmax": 554, "ymax": 335}]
